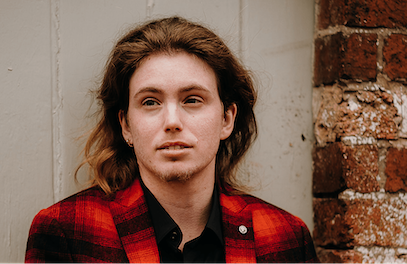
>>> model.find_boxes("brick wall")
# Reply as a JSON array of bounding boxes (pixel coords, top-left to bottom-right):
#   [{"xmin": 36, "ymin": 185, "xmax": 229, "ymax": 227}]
[{"xmin": 313, "ymin": 0, "xmax": 407, "ymax": 262}]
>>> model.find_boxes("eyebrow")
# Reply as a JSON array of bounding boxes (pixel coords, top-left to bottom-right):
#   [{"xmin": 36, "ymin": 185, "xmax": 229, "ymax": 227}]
[
  {"xmin": 133, "ymin": 85, "xmax": 211, "ymax": 98},
  {"xmin": 134, "ymin": 87, "xmax": 163, "ymax": 97}
]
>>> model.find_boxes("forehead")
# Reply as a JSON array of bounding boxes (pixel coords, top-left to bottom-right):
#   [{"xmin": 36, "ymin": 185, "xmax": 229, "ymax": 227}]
[{"xmin": 129, "ymin": 51, "xmax": 218, "ymax": 95}]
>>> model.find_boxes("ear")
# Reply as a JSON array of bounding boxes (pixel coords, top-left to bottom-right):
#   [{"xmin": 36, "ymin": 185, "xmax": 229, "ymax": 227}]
[
  {"xmin": 220, "ymin": 103, "xmax": 237, "ymax": 140},
  {"xmin": 118, "ymin": 110, "xmax": 132, "ymax": 142}
]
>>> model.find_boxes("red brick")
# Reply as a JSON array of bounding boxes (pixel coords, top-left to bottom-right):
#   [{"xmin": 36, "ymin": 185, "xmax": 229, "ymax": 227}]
[
  {"xmin": 334, "ymin": 101, "xmax": 398, "ymax": 140},
  {"xmin": 314, "ymin": 33, "xmax": 377, "ymax": 86},
  {"xmin": 313, "ymin": 198, "xmax": 351, "ymax": 247},
  {"xmin": 317, "ymin": 0, "xmax": 346, "ymax": 29},
  {"xmin": 345, "ymin": 0, "xmax": 407, "ymax": 28},
  {"xmin": 342, "ymin": 33, "xmax": 377, "ymax": 80},
  {"xmin": 313, "ymin": 143, "xmax": 345, "ymax": 194},
  {"xmin": 315, "ymin": 86, "xmax": 398, "ymax": 143},
  {"xmin": 314, "ymin": 196, "xmax": 407, "ymax": 248},
  {"xmin": 383, "ymin": 34, "xmax": 407, "ymax": 80},
  {"xmin": 347, "ymin": 197, "xmax": 407, "ymax": 248},
  {"xmin": 343, "ymin": 144, "xmax": 379, "ymax": 193},
  {"xmin": 316, "ymin": 247, "xmax": 363, "ymax": 263},
  {"xmin": 313, "ymin": 143, "xmax": 379, "ymax": 194},
  {"xmin": 314, "ymin": 33, "xmax": 344, "ymax": 86},
  {"xmin": 314, "ymin": 85, "xmax": 343, "ymax": 144},
  {"xmin": 318, "ymin": 0, "xmax": 407, "ymax": 29},
  {"xmin": 385, "ymin": 148, "xmax": 407, "ymax": 192}
]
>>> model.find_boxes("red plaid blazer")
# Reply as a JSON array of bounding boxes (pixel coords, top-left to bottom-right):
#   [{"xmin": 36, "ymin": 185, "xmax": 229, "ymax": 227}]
[{"xmin": 25, "ymin": 179, "xmax": 319, "ymax": 263}]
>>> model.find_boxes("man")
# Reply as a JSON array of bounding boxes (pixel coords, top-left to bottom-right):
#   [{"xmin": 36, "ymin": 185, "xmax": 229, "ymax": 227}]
[{"xmin": 25, "ymin": 16, "xmax": 319, "ymax": 263}]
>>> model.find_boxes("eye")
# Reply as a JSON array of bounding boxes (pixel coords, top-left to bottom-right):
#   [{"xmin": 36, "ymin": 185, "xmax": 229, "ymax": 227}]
[
  {"xmin": 142, "ymin": 99, "xmax": 160, "ymax": 106},
  {"xmin": 184, "ymin": 97, "xmax": 202, "ymax": 104}
]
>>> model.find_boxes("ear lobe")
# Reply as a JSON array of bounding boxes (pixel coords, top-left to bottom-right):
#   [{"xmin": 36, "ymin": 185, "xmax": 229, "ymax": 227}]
[
  {"xmin": 220, "ymin": 103, "xmax": 237, "ymax": 140},
  {"xmin": 118, "ymin": 110, "xmax": 132, "ymax": 140}
]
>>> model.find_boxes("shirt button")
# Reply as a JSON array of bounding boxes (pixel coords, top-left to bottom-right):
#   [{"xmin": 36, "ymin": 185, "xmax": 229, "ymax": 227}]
[
  {"xmin": 171, "ymin": 231, "xmax": 177, "ymax": 240},
  {"xmin": 238, "ymin": 225, "xmax": 248, "ymax": 235}
]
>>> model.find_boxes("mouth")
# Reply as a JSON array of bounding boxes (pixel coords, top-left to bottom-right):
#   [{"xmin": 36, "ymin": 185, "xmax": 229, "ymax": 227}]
[
  {"xmin": 158, "ymin": 142, "xmax": 192, "ymax": 150},
  {"xmin": 160, "ymin": 145, "xmax": 189, "ymax": 150}
]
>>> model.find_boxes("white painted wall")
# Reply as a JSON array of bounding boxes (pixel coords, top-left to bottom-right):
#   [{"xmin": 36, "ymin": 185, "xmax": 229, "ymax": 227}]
[
  {"xmin": 0, "ymin": 0, "xmax": 315, "ymax": 262},
  {"xmin": 243, "ymin": 0, "xmax": 315, "ymax": 228}
]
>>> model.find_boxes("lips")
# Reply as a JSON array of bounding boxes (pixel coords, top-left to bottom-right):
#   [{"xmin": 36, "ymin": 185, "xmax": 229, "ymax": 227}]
[
  {"xmin": 158, "ymin": 142, "xmax": 192, "ymax": 150},
  {"xmin": 162, "ymin": 145, "xmax": 187, "ymax": 150}
]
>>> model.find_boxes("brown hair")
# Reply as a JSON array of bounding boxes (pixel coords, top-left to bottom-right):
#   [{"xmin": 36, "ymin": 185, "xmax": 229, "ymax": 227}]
[{"xmin": 77, "ymin": 16, "xmax": 257, "ymax": 195}]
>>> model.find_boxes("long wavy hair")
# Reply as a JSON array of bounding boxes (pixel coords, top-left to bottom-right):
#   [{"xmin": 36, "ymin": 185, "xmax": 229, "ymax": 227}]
[{"xmin": 76, "ymin": 16, "xmax": 257, "ymax": 195}]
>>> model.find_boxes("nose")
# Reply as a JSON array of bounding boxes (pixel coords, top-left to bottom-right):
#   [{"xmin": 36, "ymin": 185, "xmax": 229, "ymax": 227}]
[{"xmin": 163, "ymin": 103, "xmax": 183, "ymax": 132}]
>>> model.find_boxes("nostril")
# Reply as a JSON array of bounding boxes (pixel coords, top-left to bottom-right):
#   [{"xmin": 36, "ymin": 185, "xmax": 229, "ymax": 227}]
[{"xmin": 165, "ymin": 126, "xmax": 182, "ymax": 132}]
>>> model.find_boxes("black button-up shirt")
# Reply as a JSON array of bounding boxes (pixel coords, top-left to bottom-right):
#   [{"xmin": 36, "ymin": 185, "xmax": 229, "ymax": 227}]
[{"xmin": 141, "ymin": 181, "xmax": 225, "ymax": 263}]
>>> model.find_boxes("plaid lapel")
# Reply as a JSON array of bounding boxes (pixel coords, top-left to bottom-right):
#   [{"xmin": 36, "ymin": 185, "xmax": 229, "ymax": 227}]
[
  {"xmin": 109, "ymin": 180, "xmax": 257, "ymax": 263},
  {"xmin": 109, "ymin": 179, "xmax": 160, "ymax": 263},
  {"xmin": 221, "ymin": 193, "xmax": 256, "ymax": 263}
]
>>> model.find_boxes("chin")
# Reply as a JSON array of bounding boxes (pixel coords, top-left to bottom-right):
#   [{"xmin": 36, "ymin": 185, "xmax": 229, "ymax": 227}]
[
  {"xmin": 164, "ymin": 176, "xmax": 191, "ymax": 183},
  {"xmin": 155, "ymin": 166, "xmax": 199, "ymax": 183}
]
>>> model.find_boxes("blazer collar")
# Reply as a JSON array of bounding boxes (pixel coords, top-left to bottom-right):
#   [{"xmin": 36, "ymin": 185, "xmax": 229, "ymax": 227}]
[
  {"xmin": 109, "ymin": 179, "xmax": 256, "ymax": 263},
  {"xmin": 109, "ymin": 179, "xmax": 160, "ymax": 263}
]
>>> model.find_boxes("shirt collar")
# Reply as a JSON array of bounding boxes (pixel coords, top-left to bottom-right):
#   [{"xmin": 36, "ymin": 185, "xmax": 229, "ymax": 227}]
[{"xmin": 140, "ymin": 179, "xmax": 224, "ymax": 245}]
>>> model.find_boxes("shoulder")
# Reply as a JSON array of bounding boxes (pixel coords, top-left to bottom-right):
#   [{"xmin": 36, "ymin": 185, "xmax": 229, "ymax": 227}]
[
  {"xmin": 221, "ymin": 192, "xmax": 310, "ymax": 238},
  {"xmin": 241, "ymin": 194, "xmax": 307, "ymax": 228},
  {"xmin": 26, "ymin": 187, "xmax": 127, "ymax": 262},
  {"xmin": 222, "ymin": 192, "xmax": 305, "ymax": 226},
  {"xmin": 31, "ymin": 186, "xmax": 110, "ymax": 228},
  {"xmin": 224, "ymin": 193, "xmax": 319, "ymax": 262}
]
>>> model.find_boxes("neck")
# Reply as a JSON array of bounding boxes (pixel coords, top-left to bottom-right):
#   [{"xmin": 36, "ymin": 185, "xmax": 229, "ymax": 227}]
[{"xmin": 140, "ymin": 169, "xmax": 215, "ymax": 251}]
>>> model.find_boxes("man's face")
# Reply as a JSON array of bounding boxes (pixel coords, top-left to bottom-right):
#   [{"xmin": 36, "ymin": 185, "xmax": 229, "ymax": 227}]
[{"xmin": 120, "ymin": 52, "xmax": 236, "ymax": 183}]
